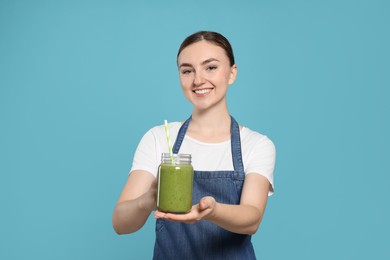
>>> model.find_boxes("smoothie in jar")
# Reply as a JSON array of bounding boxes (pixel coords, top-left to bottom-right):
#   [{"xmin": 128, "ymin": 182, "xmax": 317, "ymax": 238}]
[{"xmin": 157, "ymin": 154, "xmax": 194, "ymax": 213}]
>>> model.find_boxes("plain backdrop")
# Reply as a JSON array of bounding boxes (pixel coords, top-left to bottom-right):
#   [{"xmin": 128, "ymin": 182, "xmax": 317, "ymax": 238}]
[{"xmin": 1, "ymin": 0, "xmax": 389, "ymax": 259}]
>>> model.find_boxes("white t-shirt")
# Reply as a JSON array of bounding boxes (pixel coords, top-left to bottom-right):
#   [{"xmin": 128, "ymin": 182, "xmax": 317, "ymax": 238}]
[{"xmin": 131, "ymin": 122, "xmax": 276, "ymax": 195}]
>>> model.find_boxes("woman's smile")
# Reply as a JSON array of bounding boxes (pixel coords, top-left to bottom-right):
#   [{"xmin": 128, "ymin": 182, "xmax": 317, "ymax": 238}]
[{"xmin": 193, "ymin": 88, "xmax": 213, "ymax": 96}]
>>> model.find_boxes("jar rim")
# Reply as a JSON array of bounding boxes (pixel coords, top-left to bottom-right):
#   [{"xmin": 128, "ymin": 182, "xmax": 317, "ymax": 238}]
[{"xmin": 161, "ymin": 153, "xmax": 192, "ymax": 164}]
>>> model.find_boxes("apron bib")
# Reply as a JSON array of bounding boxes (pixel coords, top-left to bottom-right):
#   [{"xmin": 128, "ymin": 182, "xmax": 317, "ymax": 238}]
[{"xmin": 153, "ymin": 116, "xmax": 256, "ymax": 260}]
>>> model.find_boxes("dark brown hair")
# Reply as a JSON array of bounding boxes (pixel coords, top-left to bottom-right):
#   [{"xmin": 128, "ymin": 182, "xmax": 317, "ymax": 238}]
[{"xmin": 177, "ymin": 31, "xmax": 235, "ymax": 66}]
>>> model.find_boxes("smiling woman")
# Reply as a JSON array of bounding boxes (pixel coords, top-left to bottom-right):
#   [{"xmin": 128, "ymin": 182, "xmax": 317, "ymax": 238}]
[
  {"xmin": 178, "ymin": 41, "xmax": 237, "ymax": 113},
  {"xmin": 112, "ymin": 31, "xmax": 276, "ymax": 259}
]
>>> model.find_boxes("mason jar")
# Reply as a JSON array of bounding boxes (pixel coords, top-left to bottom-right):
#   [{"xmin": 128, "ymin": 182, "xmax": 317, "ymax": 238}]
[{"xmin": 157, "ymin": 153, "xmax": 194, "ymax": 213}]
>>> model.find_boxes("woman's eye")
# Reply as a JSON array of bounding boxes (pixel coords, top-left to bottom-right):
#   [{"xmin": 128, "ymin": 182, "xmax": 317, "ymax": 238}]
[
  {"xmin": 207, "ymin": 66, "xmax": 217, "ymax": 71},
  {"xmin": 181, "ymin": 69, "xmax": 192, "ymax": 75}
]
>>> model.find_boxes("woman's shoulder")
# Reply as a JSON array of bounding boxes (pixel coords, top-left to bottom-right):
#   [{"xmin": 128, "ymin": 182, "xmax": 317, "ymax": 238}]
[
  {"xmin": 241, "ymin": 126, "xmax": 271, "ymax": 143},
  {"xmin": 145, "ymin": 121, "xmax": 182, "ymax": 138},
  {"xmin": 137, "ymin": 122, "xmax": 182, "ymax": 149},
  {"xmin": 241, "ymin": 126, "xmax": 275, "ymax": 151}
]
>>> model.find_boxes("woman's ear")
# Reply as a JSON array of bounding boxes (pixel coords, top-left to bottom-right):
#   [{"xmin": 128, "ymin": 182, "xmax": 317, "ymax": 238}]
[{"xmin": 228, "ymin": 64, "xmax": 238, "ymax": 85}]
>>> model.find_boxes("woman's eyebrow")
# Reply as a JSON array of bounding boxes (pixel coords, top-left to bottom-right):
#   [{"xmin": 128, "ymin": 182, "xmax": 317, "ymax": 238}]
[
  {"xmin": 179, "ymin": 63, "xmax": 193, "ymax": 68},
  {"xmin": 179, "ymin": 58, "xmax": 220, "ymax": 68},
  {"xmin": 201, "ymin": 58, "xmax": 220, "ymax": 65}
]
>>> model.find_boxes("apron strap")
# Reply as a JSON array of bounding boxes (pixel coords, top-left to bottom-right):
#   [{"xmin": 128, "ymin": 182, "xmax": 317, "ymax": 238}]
[
  {"xmin": 172, "ymin": 116, "xmax": 191, "ymax": 154},
  {"xmin": 172, "ymin": 115, "xmax": 244, "ymax": 173},
  {"xmin": 230, "ymin": 116, "xmax": 244, "ymax": 173}
]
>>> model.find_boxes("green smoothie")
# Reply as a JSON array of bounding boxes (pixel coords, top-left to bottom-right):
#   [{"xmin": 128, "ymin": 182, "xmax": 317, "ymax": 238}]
[{"xmin": 157, "ymin": 164, "xmax": 194, "ymax": 213}]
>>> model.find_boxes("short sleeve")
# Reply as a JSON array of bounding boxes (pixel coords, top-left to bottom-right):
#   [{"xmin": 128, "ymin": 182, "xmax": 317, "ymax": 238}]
[
  {"xmin": 245, "ymin": 136, "xmax": 276, "ymax": 196},
  {"xmin": 130, "ymin": 128, "xmax": 159, "ymax": 177}
]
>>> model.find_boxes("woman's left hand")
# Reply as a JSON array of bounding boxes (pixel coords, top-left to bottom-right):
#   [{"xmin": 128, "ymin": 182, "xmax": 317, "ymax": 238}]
[{"xmin": 154, "ymin": 196, "xmax": 216, "ymax": 224}]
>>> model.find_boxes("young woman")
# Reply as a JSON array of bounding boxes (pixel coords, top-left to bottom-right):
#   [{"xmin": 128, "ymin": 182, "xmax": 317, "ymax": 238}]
[{"xmin": 112, "ymin": 31, "xmax": 276, "ymax": 259}]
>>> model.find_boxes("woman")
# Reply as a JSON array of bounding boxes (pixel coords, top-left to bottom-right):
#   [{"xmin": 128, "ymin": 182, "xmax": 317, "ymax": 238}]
[{"xmin": 112, "ymin": 31, "xmax": 276, "ymax": 259}]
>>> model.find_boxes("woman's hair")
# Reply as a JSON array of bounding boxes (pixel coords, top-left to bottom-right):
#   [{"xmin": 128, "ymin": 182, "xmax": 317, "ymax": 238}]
[{"xmin": 177, "ymin": 31, "xmax": 235, "ymax": 66}]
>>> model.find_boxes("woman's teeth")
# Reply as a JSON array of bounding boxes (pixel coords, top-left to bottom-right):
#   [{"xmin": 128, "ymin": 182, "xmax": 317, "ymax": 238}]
[{"xmin": 194, "ymin": 89, "xmax": 211, "ymax": 94}]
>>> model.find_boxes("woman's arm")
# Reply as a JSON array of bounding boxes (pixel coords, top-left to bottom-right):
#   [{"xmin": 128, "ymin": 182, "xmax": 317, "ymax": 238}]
[
  {"xmin": 207, "ymin": 173, "xmax": 269, "ymax": 234},
  {"xmin": 154, "ymin": 173, "xmax": 270, "ymax": 235},
  {"xmin": 112, "ymin": 170, "xmax": 157, "ymax": 234}
]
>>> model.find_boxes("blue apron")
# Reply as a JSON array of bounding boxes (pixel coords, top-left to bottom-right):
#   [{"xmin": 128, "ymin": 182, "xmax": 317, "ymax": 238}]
[{"xmin": 153, "ymin": 116, "xmax": 256, "ymax": 260}]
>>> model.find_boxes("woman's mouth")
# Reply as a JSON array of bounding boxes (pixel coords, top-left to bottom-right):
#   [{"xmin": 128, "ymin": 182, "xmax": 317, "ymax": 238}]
[{"xmin": 193, "ymin": 88, "xmax": 212, "ymax": 95}]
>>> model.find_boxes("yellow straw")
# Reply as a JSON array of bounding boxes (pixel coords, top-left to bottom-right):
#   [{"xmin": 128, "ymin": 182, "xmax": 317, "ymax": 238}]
[{"xmin": 164, "ymin": 120, "xmax": 174, "ymax": 162}]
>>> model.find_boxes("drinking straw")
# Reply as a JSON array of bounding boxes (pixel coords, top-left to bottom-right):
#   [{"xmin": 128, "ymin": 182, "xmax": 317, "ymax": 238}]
[{"xmin": 164, "ymin": 120, "xmax": 174, "ymax": 162}]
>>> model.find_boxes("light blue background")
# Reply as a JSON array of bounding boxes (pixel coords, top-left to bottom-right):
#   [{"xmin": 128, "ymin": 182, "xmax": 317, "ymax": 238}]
[{"xmin": 1, "ymin": 0, "xmax": 389, "ymax": 259}]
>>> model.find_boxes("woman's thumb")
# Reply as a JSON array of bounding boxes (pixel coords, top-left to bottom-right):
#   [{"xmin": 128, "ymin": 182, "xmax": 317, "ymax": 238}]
[{"xmin": 199, "ymin": 196, "xmax": 213, "ymax": 211}]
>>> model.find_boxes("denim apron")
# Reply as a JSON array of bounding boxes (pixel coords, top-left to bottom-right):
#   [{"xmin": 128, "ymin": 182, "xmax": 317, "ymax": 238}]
[{"xmin": 153, "ymin": 116, "xmax": 256, "ymax": 260}]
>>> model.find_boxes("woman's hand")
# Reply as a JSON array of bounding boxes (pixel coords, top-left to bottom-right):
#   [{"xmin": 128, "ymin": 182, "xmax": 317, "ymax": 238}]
[
  {"xmin": 154, "ymin": 196, "xmax": 216, "ymax": 224},
  {"xmin": 154, "ymin": 174, "xmax": 270, "ymax": 235}
]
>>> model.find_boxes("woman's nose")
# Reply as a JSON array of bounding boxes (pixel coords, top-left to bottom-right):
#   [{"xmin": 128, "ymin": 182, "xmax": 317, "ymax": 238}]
[{"xmin": 194, "ymin": 72, "xmax": 206, "ymax": 86}]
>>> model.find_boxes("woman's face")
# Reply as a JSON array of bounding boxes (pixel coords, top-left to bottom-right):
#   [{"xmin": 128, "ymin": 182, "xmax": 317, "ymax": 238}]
[{"xmin": 177, "ymin": 41, "xmax": 237, "ymax": 111}]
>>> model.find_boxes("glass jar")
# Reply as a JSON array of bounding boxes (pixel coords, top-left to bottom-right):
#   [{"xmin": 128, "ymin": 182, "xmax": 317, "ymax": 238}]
[{"xmin": 157, "ymin": 153, "xmax": 194, "ymax": 213}]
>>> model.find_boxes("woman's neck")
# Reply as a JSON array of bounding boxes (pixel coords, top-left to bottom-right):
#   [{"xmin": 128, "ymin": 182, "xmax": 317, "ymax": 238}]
[{"xmin": 187, "ymin": 105, "xmax": 231, "ymax": 143}]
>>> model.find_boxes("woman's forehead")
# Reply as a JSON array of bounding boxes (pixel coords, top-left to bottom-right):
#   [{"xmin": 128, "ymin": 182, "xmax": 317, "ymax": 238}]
[{"xmin": 178, "ymin": 41, "xmax": 228, "ymax": 63}]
